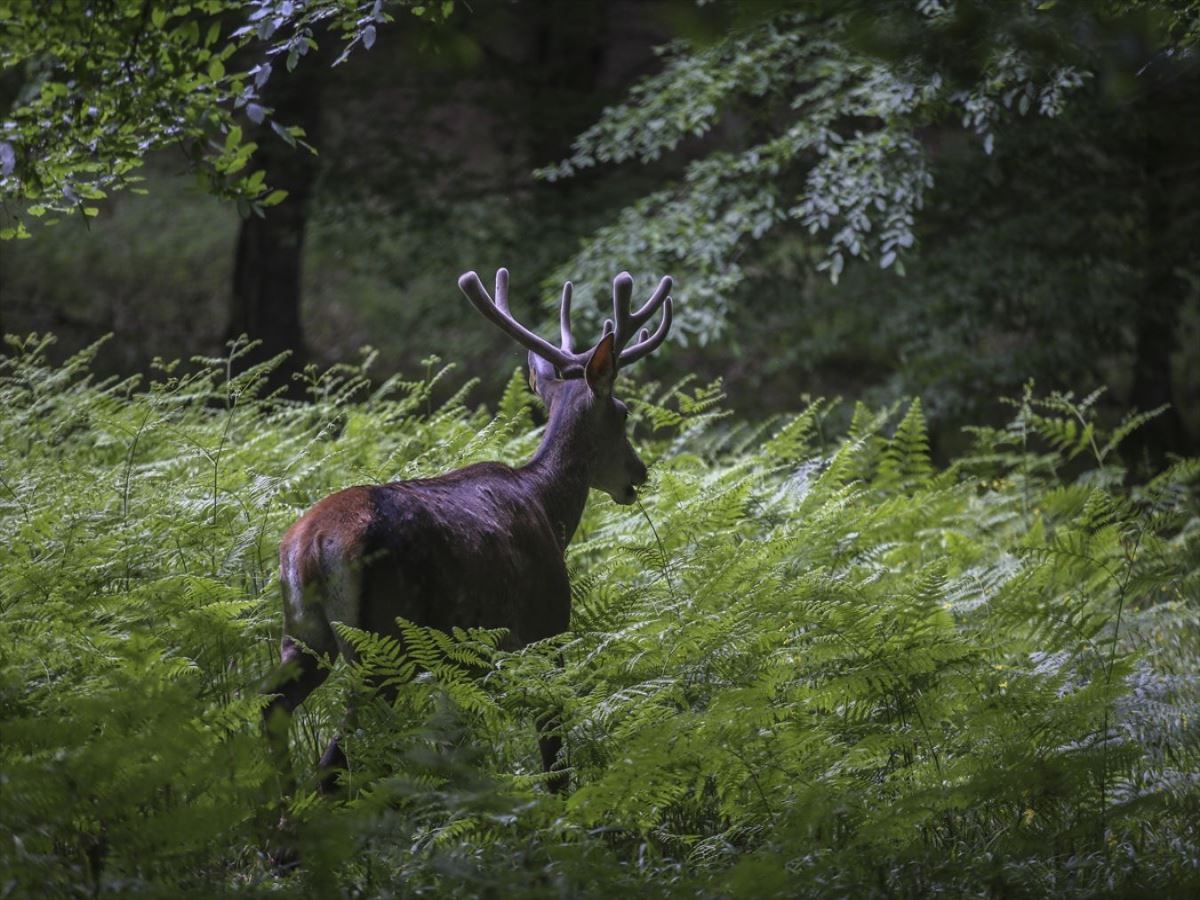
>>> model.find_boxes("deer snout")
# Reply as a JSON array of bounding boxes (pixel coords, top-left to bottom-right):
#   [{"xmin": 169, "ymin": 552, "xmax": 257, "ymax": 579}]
[
  {"xmin": 621, "ymin": 458, "xmax": 648, "ymax": 504},
  {"xmin": 632, "ymin": 458, "xmax": 648, "ymax": 487}
]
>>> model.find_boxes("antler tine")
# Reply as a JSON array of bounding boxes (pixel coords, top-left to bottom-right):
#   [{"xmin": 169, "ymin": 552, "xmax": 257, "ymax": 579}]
[
  {"xmin": 634, "ymin": 276, "xmax": 673, "ymax": 323},
  {"xmin": 458, "ymin": 270, "xmax": 585, "ymax": 373},
  {"xmin": 610, "ymin": 272, "xmax": 636, "ymax": 351},
  {"xmin": 618, "ymin": 297, "xmax": 673, "ymax": 365},
  {"xmin": 495, "ymin": 267, "xmax": 511, "ymax": 315},
  {"xmin": 611, "ymin": 273, "xmax": 674, "ymax": 355},
  {"xmin": 559, "ymin": 281, "xmax": 574, "ymax": 351}
]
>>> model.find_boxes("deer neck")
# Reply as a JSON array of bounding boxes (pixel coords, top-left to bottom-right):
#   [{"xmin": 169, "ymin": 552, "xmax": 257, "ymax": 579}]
[{"xmin": 522, "ymin": 403, "xmax": 593, "ymax": 550}]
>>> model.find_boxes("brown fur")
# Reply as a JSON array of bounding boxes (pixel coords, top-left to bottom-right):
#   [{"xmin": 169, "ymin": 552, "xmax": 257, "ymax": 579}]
[{"xmin": 279, "ymin": 486, "xmax": 373, "ymax": 591}]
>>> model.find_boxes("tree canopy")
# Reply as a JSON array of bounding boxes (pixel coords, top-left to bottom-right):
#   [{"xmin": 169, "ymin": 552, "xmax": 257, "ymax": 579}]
[
  {"xmin": 0, "ymin": 0, "xmax": 449, "ymax": 237},
  {"xmin": 547, "ymin": 1, "xmax": 1198, "ymax": 332}
]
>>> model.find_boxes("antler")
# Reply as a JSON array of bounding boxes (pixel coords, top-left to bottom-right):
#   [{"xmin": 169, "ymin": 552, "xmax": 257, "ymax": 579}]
[
  {"xmin": 458, "ymin": 268, "xmax": 588, "ymax": 373},
  {"xmin": 458, "ymin": 267, "xmax": 674, "ymax": 373},
  {"xmin": 606, "ymin": 272, "xmax": 674, "ymax": 365}
]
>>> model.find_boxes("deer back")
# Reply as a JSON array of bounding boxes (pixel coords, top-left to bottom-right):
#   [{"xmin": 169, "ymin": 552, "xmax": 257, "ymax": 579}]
[{"xmin": 281, "ymin": 463, "xmax": 571, "ymax": 654}]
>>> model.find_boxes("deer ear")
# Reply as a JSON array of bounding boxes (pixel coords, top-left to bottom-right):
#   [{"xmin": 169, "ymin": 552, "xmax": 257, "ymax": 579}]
[{"xmin": 585, "ymin": 332, "xmax": 617, "ymax": 397}]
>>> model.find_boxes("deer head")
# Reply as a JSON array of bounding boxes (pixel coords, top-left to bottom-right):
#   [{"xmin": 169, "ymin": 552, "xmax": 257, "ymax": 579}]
[{"xmin": 457, "ymin": 268, "xmax": 673, "ymax": 505}]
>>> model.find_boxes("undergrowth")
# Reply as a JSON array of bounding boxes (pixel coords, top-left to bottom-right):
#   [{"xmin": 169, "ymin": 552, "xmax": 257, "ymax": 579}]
[{"xmin": 1, "ymin": 335, "xmax": 1198, "ymax": 897}]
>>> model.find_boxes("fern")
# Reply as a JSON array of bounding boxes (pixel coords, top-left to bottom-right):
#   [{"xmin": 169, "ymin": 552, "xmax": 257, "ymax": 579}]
[{"xmin": 2, "ymin": 341, "xmax": 1198, "ymax": 896}]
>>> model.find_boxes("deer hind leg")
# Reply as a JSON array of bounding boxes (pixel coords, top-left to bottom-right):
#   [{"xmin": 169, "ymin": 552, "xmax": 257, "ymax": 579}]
[
  {"xmin": 262, "ymin": 619, "xmax": 335, "ymax": 870},
  {"xmin": 262, "ymin": 608, "xmax": 338, "ymax": 802},
  {"xmin": 310, "ymin": 551, "xmax": 366, "ymax": 795},
  {"xmin": 263, "ymin": 532, "xmax": 362, "ymax": 800}
]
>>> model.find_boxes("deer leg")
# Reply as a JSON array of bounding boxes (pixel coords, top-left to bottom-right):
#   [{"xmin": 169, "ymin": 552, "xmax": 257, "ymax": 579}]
[
  {"xmin": 316, "ymin": 697, "xmax": 358, "ymax": 796},
  {"xmin": 262, "ymin": 632, "xmax": 335, "ymax": 801},
  {"xmin": 316, "ymin": 736, "xmax": 347, "ymax": 795},
  {"xmin": 303, "ymin": 549, "xmax": 373, "ymax": 797},
  {"xmin": 536, "ymin": 653, "xmax": 569, "ymax": 794},
  {"xmin": 536, "ymin": 709, "xmax": 568, "ymax": 794},
  {"xmin": 530, "ymin": 646, "xmax": 569, "ymax": 793},
  {"xmin": 261, "ymin": 632, "xmax": 337, "ymax": 870}
]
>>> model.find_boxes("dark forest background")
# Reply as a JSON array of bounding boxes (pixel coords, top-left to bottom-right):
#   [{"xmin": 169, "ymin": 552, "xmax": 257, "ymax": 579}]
[{"xmin": 2, "ymin": 0, "xmax": 1196, "ymax": 470}]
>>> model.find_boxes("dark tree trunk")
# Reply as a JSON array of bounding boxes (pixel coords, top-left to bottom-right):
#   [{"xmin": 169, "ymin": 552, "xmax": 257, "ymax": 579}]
[
  {"xmin": 1127, "ymin": 251, "xmax": 1188, "ymax": 470},
  {"xmin": 1123, "ymin": 83, "xmax": 1195, "ymax": 472},
  {"xmin": 523, "ymin": 0, "xmax": 608, "ymax": 167},
  {"xmin": 226, "ymin": 58, "xmax": 324, "ymax": 398}
]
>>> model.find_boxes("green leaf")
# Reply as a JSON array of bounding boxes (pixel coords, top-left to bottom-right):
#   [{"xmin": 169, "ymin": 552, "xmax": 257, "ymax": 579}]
[{"xmin": 270, "ymin": 120, "xmax": 296, "ymax": 146}]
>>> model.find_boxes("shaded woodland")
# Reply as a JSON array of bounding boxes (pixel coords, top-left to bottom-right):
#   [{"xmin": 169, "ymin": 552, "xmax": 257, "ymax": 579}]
[
  {"xmin": 3, "ymin": 1, "xmax": 672, "ymax": 391},
  {"xmin": 2, "ymin": 0, "xmax": 1197, "ymax": 464},
  {"xmin": 2, "ymin": 2, "xmax": 1200, "ymax": 896}
]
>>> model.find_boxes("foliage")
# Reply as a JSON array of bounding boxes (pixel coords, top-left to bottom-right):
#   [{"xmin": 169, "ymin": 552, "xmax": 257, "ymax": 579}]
[
  {"xmin": 2, "ymin": 337, "xmax": 1198, "ymax": 895},
  {"xmin": 0, "ymin": 0, "xmax": 449, "ymax": 238},
  {"xmin": 543, "ymin": 0, "xmax": 1200, "ymax": 344},
  {"xmin": 7, "ymin": 0, "xmax": 1198, "ymax": 447}
]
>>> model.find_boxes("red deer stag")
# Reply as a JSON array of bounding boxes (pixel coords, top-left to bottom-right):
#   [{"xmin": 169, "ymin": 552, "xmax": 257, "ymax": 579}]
[{"xmin": 263, "ymin": 267, "xmax": 674, "ymax": 799}]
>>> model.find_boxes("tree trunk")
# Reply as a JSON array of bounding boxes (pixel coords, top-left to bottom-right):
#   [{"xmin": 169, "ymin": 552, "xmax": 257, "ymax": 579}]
[
  {"xmin": 1123, "ymin": 92, "xmax": 1194, "ymax": 472},
  {"xmin": 226, "ymin": 58, "xmax": 324, "ymax": 398},
  {"xmin": 1127, "ymin": 258, "xmax": 1188, "ymax": 470}
]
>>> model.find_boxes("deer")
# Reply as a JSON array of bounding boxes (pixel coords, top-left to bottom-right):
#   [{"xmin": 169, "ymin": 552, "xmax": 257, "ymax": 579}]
[{"xmin": 262, "ymin": 266, "xmax": 674, "ymax": 808}]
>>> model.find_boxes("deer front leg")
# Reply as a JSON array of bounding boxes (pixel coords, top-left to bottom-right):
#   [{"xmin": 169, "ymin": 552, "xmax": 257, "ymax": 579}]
[
  {"xmin": 534, "ymin": 650, "xmax": 569, "ymax": 794},
  {"xmin": 536, "ymin": 709, "xmax": 568, "ymax": 794}
]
